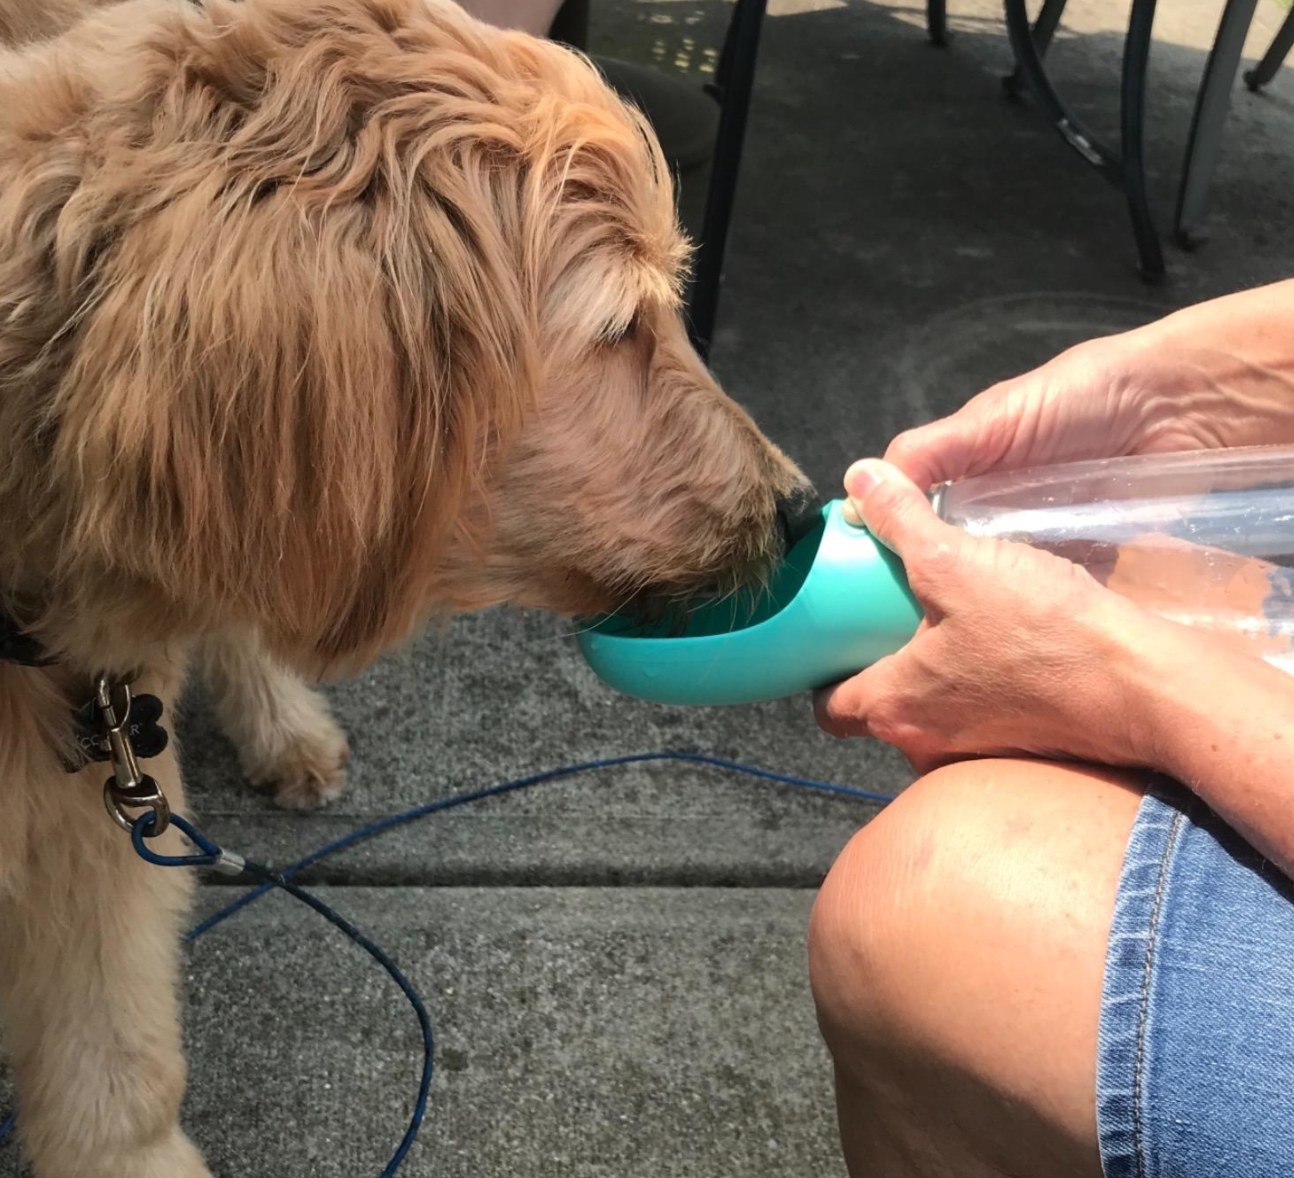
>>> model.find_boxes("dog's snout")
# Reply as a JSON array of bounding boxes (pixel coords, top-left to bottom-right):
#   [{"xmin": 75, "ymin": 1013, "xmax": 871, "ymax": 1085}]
[{"xmin": 775, "ymin": 482, "xmax": 823, "ymax": 550}]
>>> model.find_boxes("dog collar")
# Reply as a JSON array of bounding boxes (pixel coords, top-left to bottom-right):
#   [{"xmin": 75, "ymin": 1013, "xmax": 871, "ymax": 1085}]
[
  {"xmin": 0, "ymin": 610, "xmax": 170, "ymax": 776},
  {"xmin": 0, "ymin": 609, "xmax": 54, "ymax": 667}
]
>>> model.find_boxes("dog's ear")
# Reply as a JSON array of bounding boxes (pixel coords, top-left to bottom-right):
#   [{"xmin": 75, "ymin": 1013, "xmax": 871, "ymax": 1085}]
[
  {"xmin": 43, "ymin": 133, "xmax": 536, "ymax": 673},
  {"xmin": 0, "ymin": 0, "xmax": 573, "ymax": 672},
  {"xmin": 5, "ymin": 0, "xmax": 681, "ymax": 671},
  {"xmin": 513, "ymin": 68, "xmax": 691, "ymax": 348}
]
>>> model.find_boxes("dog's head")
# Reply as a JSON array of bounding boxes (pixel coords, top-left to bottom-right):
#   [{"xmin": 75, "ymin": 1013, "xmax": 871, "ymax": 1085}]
[{"xmin": 0, "ymin": 0, "xmax": 814, "ymax": 673}]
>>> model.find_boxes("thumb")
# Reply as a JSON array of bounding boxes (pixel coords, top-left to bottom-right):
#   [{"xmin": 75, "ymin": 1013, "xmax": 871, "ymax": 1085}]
[
  {"xmin": 883, "ymin": 390, "xmax": 1019, "ymax": 490},
  {"xmin": 883, "ymin": 420, "xmax": 976, "ymax": 490},
  {"xmin": 842, "ymin": 459, "xmax": 949, "ymax": 557}
]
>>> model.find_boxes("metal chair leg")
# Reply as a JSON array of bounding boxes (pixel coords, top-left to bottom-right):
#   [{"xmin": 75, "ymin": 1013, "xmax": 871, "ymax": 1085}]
[
  {"xmin": 1174, "ymin": 0, "xmax": 1260, "ymax": 247},
  {"xmin": 547, "ymin": 0, "xmax": 589, "ymax": 49},
  {"xmin": 1003, "ymin": 0, "xmax": 1069, "ymax": 97},
  {"xmin": 1003, "ymin": 0, "xmax": 1164, "ymax": 276},
  {"xmin": 1244, "ymin": 6, "xmax": 1294, "ymax": 90},
  {"xmin": 1119, "ymin": 0, "xmax": 1164, "ymax": 277},
  {"xmin": 686, "ymin": 0, "xmax": 769, "ymax": 360},
  {"xmin": 927, "ymin": 0, "xmax": 949, "ymax": 47},
  {"xmin": 1004, "ymin": 0, "xmax": 1122, "ymax": 178}
]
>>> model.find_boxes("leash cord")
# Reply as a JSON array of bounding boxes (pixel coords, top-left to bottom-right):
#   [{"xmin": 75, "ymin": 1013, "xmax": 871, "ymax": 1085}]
[
  {"xmin": 0, "ymin": 750, "xmax": 892, "ymax": 1171},
  {"xmin": 131, "ymin": 813, "xmax": 435, "ymax": 1178}
]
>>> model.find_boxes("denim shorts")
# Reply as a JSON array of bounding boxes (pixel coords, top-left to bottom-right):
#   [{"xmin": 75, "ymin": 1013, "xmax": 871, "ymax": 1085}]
[{"xmin": 1097, "ymin": 783, "xmax": 1294, "ymax": 1177}]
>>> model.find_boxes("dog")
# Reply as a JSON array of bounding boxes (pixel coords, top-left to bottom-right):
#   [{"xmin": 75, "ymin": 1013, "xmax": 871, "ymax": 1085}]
[{"xmin": 0, "ymin": 0, "xmax": 815, "ymax": 1173}]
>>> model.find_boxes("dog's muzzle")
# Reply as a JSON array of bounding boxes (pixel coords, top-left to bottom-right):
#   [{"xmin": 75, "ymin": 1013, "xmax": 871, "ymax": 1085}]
[{"xmin": 775, "ymin": 483, "xmax": 823, "ymax": 551}]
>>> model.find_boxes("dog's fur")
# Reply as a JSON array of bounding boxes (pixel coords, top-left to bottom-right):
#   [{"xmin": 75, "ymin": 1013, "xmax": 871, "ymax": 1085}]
[{"xmin": 0, "ymin": 1, "xmax": 809, "ymax": 1172}]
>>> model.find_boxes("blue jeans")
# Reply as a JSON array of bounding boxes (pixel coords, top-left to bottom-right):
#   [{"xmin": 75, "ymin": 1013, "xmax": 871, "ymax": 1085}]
[{"xmin": 1098, "ymin": 783, "xmax": 1294, "ymax": 1177}]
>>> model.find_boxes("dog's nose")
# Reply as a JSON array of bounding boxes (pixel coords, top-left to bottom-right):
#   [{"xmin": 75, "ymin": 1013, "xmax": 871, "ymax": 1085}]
[{"xmin": 775, "ymin": 482, "xmax": 823, "ymax": 550}]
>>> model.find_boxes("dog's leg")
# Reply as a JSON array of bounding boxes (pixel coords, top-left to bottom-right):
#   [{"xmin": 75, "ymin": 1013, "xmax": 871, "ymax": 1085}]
[
  {"xmin": 199, "ymin": 629, "xmax": 350, "ymax": 809},
  {"xmin": 0, "ymin": 677, "xmax": 210, "ymax": 1178}
]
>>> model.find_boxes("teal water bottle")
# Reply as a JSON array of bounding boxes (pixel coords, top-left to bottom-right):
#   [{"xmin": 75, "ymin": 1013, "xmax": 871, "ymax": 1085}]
[
  {"xmin": 577, "ymin": 498, "xmax": 922, "ymax": 706},
  {"xmin": 578, "ymin": 444, "xmax": 1294, "ymax": 706}
]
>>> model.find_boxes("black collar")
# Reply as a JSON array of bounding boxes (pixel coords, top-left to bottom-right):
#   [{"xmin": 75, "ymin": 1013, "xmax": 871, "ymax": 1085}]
[{"xmin": 0, "ymin": 610, "xmax": 54, "ymax": 666}]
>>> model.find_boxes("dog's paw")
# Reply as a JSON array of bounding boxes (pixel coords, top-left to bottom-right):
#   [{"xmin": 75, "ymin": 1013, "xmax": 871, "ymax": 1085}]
[
  {"xmin": 50, "ymin": 1129, "xmax": 212, "ymax": 1178},
  {"xmin": 131, "ymin": 1130, "xmax": 213, "ymax": 1178},
  {"xmin": 240, "ymin": 694, "xmax": 351, "ymax": 810}
]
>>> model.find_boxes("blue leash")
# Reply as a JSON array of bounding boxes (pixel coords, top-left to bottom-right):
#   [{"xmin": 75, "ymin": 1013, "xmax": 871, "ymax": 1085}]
[{"xmin": 0, "ymin": 750, "xmax": 892, "ymax": 1171}]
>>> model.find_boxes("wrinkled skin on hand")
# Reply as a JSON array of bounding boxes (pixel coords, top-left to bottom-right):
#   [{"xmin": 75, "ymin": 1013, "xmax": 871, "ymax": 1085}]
[{"xmin": 813, "ymin": 461, "xmax": 1162, "ymax": 774}]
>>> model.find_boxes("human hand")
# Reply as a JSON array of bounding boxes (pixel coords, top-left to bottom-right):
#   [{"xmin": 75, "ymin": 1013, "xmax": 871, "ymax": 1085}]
[
  {"xmin": 885, "ymin": 306, "xmax": 1294, "ymax": 491},
  {"xmin": 813, "ymin": 459, "xmax": 1165, "ymax": 774}
]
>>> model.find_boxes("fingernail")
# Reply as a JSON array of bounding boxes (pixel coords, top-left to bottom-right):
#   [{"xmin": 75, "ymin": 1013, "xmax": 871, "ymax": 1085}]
[
  {"xmin": 844, "ymin": 459, "xmax": 885, "ymax": 497},
  {"xmin": 842, "ymin": 460, "xmax": 884, "ymax": 526}
]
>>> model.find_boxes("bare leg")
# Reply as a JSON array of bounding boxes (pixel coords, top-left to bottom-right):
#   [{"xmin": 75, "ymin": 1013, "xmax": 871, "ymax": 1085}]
[
  {"xmin": 198, "ymin": 630, "xmax": 349, "ymax": 810},
  {"xmin": 0, "ymin": 673, "xmax": 209, "ymax": 1178},
  {"xmin": 809, "ymin": 757, "xmax": 1147, "ymax": 1178},
  {"xmin": 458, "ymin": 0, "xmax": 565, "ymax": 36}
]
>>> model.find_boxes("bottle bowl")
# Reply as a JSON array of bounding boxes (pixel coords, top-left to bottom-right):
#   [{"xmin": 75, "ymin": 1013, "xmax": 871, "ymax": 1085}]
[{"xmin": 576, "ymin": 500, "xmax": 923, "ymax": 706}]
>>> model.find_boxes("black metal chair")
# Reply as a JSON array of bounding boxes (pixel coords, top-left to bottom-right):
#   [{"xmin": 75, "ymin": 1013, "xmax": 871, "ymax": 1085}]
[
  {"xmin": 930, "ymin": 0, "xmax": 1272, "ymax": 268},
  {"xmin": 1005, "ymin": 0, "xmax": 1164, "ymax": 276},
  {"xmin": 684, "ymin": 0, "xmax": 769, "ymax": 359},
  {"xmin": 548, "ymin": 0, "xmax": 771, "ymax": 363},
  {"xmin": 665, "ymin": 0, "xmax": 1229, "ymax": 351},
  {"xmin": 571, "ymin": 0, "xmax": 1158, "ymax": 351},
  {"xmin": 1244, "ymin": 6, "xmax": 1294, "ymax": 91},
  {"xmin": 563, "ymin": 0, "xmax": 1276, "ymax": 358},
  {"xmin": 689, "ymin": 0, "xmax": 1167, "ymax": 337}
]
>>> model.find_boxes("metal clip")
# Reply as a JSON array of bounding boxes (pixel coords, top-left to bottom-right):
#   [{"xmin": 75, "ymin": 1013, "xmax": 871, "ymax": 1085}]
[{"xmin": 96, "ymin": 675, "xmax": 171, "ymax": 836}]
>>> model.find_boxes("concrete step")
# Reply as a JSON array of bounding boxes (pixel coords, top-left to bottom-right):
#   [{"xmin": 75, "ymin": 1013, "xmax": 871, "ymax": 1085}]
[{"xmin": 0, "ymin": 886, "xmax": 848, "ymax": 1178}]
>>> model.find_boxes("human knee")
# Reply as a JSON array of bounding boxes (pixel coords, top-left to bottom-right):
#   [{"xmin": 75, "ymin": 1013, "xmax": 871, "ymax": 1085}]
[
  {"xmin": 809, "ymin": 758, "xmax": 1139, "ymax": 1055},
  {"xmin": 808, "ymin": 766, "xmax": 958, "ymax": 1056}
]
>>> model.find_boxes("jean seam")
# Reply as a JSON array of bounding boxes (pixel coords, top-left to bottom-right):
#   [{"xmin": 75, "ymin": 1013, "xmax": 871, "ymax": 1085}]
[{"xmin": 1130, "ymin": 806, "xmax": 1186, "ymax": 1178}]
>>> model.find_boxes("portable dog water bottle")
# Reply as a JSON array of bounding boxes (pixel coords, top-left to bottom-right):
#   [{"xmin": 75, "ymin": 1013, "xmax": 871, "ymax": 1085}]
[
  {"xmin": 579, "ymin": 498, "xmax": 922, "ymax": 707},
  {"xmin": 577, "ymin": 444, "xmax": 1294, "ymax": 706}
]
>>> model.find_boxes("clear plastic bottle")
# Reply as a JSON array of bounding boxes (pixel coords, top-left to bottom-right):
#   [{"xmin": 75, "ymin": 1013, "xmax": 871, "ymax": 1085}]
[{"xmin": 930, "ymin": 445, "xmax": 1294, "ymax": 671}]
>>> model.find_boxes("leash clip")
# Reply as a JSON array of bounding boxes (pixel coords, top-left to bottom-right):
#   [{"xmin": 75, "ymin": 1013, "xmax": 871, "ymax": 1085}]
[{"xmin": 96, "ymin": 675, "xmax": 171, "ymax": 836}]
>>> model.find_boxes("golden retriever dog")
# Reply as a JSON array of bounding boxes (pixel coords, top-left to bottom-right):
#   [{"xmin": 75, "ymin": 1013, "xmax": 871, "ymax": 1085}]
[{"xmin": 0, "ymin": 0, "xmax": 815, "ymax": 1172}]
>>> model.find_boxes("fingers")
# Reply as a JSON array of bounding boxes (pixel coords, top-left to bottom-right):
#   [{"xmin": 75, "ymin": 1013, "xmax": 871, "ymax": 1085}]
[
  {"xmin": 883, "ymin": 421, "xmax": 977, "ymax": 490},
  {"xmin": 813, "ymin": 670, "xmax": 877, "ymax": 740},
  {"xmin": 813, "ymin": 650, "xmax": 908, "ymax": 743},
  {"xmin": 882, "ymin": 389, "xmax": 1017, "ymax": 490},
  {"xmin": 813, "ymin": 663, "xmax": 946, "ymax": 773},
  {"xmin": 884, "ymin": 340, "xmax": 1151, "ymax": 492},
  {"xmin": 842, "ymin": 459, "xmax": 957, "ymax": 563}
]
